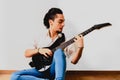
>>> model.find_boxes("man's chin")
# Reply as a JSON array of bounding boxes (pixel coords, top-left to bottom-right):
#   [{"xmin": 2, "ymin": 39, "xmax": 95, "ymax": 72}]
[{"xmin": 57, "ymin": 31, "xmax": 62, "ymax": 33}]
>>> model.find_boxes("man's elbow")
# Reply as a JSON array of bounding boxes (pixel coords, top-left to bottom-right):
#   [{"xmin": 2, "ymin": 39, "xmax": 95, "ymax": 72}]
[
  {"xmin": 24, "ymin": 50, "xmax": 31, "ymax": 58},
  {"xmin": 71, "ymin": 60, "xmax": 78, "ymax": 64},
  {"xmin": 71, "ymin": 56, "xmax": 82, "ymax": 64}
]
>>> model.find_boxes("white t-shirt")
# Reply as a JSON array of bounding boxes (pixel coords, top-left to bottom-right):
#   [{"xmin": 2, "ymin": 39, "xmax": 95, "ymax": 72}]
[{"xmin": 34, "ymin": 31, "xmax": 77, "ymax": 59}]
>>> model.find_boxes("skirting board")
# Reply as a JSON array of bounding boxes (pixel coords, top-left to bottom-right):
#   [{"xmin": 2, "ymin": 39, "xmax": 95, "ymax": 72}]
[{"xmin": 0, "ymin": 70, "xmax": 120, "ymax": 74}]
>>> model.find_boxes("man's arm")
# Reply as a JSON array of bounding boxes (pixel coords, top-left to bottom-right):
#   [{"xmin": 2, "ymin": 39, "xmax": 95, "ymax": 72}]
[
  {"xmin": 71, "ymin": 47, "xmax": 84, "ymax": 64},
  {"xmin": 24, "ymin": 48, "xmax": 52, "ymax": 58},
  {"xmin": 25, "ymin": 49, "xmax": 38, "ymax": 58},
  {"xmin": 71, "ymin": 35, "xmax": 84, "ymax": 64}
]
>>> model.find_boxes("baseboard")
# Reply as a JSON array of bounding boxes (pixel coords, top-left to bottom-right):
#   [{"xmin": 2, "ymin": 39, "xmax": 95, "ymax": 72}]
[
  {"xmin": 65, "ymin": 70, "xmax": 120, "ymax": 80},
  {"xmin": 0, "ymin": 70, "xmax": 120, "ymax": 74},
  {"xmin": 1, "ymin": 70, "xmax": 120, "ymax": 80},
  {"xmin": 66, "ymin": 70, "xmax": 120, "ymax": 75}
]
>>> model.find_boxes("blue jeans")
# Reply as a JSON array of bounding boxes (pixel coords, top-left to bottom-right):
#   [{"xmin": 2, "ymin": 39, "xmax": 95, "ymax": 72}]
[{"xmin": 10, "ymin": 49, "xmax": 66, "ymax": 80}]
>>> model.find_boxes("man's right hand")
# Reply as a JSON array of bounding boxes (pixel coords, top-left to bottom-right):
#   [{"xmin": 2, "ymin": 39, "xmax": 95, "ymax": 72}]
[{"xmin": 38, "ymin": 48, "xmax": 52, "ymax": 58}]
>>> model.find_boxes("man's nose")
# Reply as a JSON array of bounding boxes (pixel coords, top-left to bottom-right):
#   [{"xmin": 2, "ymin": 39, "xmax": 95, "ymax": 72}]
[{"xmin": 62, "ymin": 22, "xmax": 65, "ymax": 27}]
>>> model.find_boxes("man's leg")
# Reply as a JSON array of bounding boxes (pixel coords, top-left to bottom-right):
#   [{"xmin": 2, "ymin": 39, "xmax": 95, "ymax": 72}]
[
  {"xmin": 10, "ymin": 68, "xmax": 47, "ymax": 80},
  {"xmin": 53, "ymin": 49, "xmax": 66, "ymax": 80}
]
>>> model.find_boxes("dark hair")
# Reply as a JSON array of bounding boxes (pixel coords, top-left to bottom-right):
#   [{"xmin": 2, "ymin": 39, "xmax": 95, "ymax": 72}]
[{"xmin": 43, "ymin": 8, "xmax": 63, "ymax": 29}]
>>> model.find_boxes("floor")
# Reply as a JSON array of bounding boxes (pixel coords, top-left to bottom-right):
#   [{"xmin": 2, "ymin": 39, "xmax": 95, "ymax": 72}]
[
  {"xmin": 0, "ymin": 74, "xmax": 11, "ymax": 80},
  {"xmin": 0, "ymin": 70, "xmax": 120, "ymax": 80}
]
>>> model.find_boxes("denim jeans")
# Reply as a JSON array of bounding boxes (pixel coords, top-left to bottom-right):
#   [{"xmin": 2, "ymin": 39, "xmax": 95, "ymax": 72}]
[{"xmin": 10, "ymin": 49, "xmax": 66, "ymax": 80}]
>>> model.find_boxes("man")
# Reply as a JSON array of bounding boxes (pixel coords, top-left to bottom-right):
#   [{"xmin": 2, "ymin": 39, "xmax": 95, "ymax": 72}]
[{"xmin": 11, "ymin": 7, "xmax": 84, "ymax": 80}]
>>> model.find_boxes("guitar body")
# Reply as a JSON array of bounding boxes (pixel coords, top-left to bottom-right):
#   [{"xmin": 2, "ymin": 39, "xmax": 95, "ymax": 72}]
[
  {"xmin": 29, "ymin": 33, "xmax": 65, "ymax": 70},
  {"xmin": 29, "ymin": 51, "xmax": 52, "ymax": 70}
]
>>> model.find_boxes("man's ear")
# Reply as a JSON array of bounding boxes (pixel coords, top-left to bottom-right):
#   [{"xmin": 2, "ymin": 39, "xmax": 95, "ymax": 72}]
[{"xmin": 49, "ymin": 19, "xmax": 53, "ymax": 25}]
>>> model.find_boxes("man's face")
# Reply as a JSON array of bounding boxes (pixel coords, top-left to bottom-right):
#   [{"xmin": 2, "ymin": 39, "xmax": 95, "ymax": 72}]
[{"xmin": 50, "ymin": 14, "xmax": 65, "ymax": 33}]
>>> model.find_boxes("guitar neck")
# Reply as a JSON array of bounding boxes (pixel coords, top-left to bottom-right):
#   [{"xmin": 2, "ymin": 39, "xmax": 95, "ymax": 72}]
[
  {"xmin": 80, "ymin": 26, "xmax": 94, "ymax": 36},
  {"xmin": 54, "ymin": 26, "xmax": 94, "ymax": 50}
]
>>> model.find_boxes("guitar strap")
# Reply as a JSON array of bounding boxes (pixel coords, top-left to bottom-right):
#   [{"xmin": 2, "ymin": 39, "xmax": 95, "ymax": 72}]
[{"xmin": 49, "ymin": 33, "xmax": 65, "ymax": 50}]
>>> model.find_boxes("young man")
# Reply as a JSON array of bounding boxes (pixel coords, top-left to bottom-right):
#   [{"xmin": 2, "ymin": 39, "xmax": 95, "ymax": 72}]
[{"xmin": 10, "ymin": 7, "xmax": 84, "ymax": 80}]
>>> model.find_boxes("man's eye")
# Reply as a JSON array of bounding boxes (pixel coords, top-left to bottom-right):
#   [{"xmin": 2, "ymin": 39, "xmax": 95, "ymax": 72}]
[
  {"xmin": 59, "ymin": 22, "xmax": 62, "ymax": 24},
  {"xmin": 58, "ymin": 21, "xmax": 62, "ymax": 24}
]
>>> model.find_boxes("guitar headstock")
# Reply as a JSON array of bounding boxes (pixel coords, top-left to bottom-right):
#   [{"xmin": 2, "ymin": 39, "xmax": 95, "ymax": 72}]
[{"xmin": 93, "ymin": 22, "xmax": 112, "ymax": 30}]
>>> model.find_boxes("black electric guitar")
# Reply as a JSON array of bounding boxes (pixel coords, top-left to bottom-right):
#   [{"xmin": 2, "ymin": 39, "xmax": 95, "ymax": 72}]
[{"xmin": 29, "ymin": 22, "xmax": 112, "ymax": 70}]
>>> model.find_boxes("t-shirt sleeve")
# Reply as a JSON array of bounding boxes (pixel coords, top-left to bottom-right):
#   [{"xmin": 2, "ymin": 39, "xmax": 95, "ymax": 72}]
[{"xmin": 64, "ymin": 43, "xmax": 77, "ymax": 59}]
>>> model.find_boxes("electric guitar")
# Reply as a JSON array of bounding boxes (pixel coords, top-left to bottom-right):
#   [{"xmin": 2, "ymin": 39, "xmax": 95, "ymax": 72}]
[{"xmin": 29, "ymin": 22, "xmax": 112, "ymax": 70}]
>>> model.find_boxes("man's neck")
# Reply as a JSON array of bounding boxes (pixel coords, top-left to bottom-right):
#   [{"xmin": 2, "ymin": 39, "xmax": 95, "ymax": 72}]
[{"xmin": 48, "ymin": 30, "xmax": 58, "ymax": 40}]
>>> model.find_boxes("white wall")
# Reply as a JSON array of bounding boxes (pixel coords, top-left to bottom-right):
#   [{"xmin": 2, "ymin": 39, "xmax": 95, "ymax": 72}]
[{"xmin": 1, "ymin": 0, "xmax": 120, "ymax": 70}]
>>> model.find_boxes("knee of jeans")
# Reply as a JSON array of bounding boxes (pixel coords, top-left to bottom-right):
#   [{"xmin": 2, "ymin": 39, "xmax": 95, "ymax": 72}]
[
  {"xmin": 10, "ymin": 72, "xmax": 20, "ymax": 80},
  {"xmin": 54, "ymin": 48, "xmax": 65, "ymax": 57}
]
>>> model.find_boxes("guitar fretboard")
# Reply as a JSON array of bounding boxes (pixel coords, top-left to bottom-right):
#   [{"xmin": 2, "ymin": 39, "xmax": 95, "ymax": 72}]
[{"xmin": 53, "ymin": 27, "xmax": 94, "ymax": 51}]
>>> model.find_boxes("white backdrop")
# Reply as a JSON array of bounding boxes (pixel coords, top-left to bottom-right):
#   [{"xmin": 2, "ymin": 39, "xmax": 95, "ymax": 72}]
[{"xmin": 1, "ymin": 0, "xmax": 120, "ymax": 70}]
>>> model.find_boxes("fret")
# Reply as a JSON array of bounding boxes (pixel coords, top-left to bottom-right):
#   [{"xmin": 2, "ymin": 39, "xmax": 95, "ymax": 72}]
[
  {"xmin": 80, "ymin": 27, "xmax": 94, "ymax": 36},
  {"xmin": 58, "ymin": 37, "xmax": 75, "ymax": 49}
]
